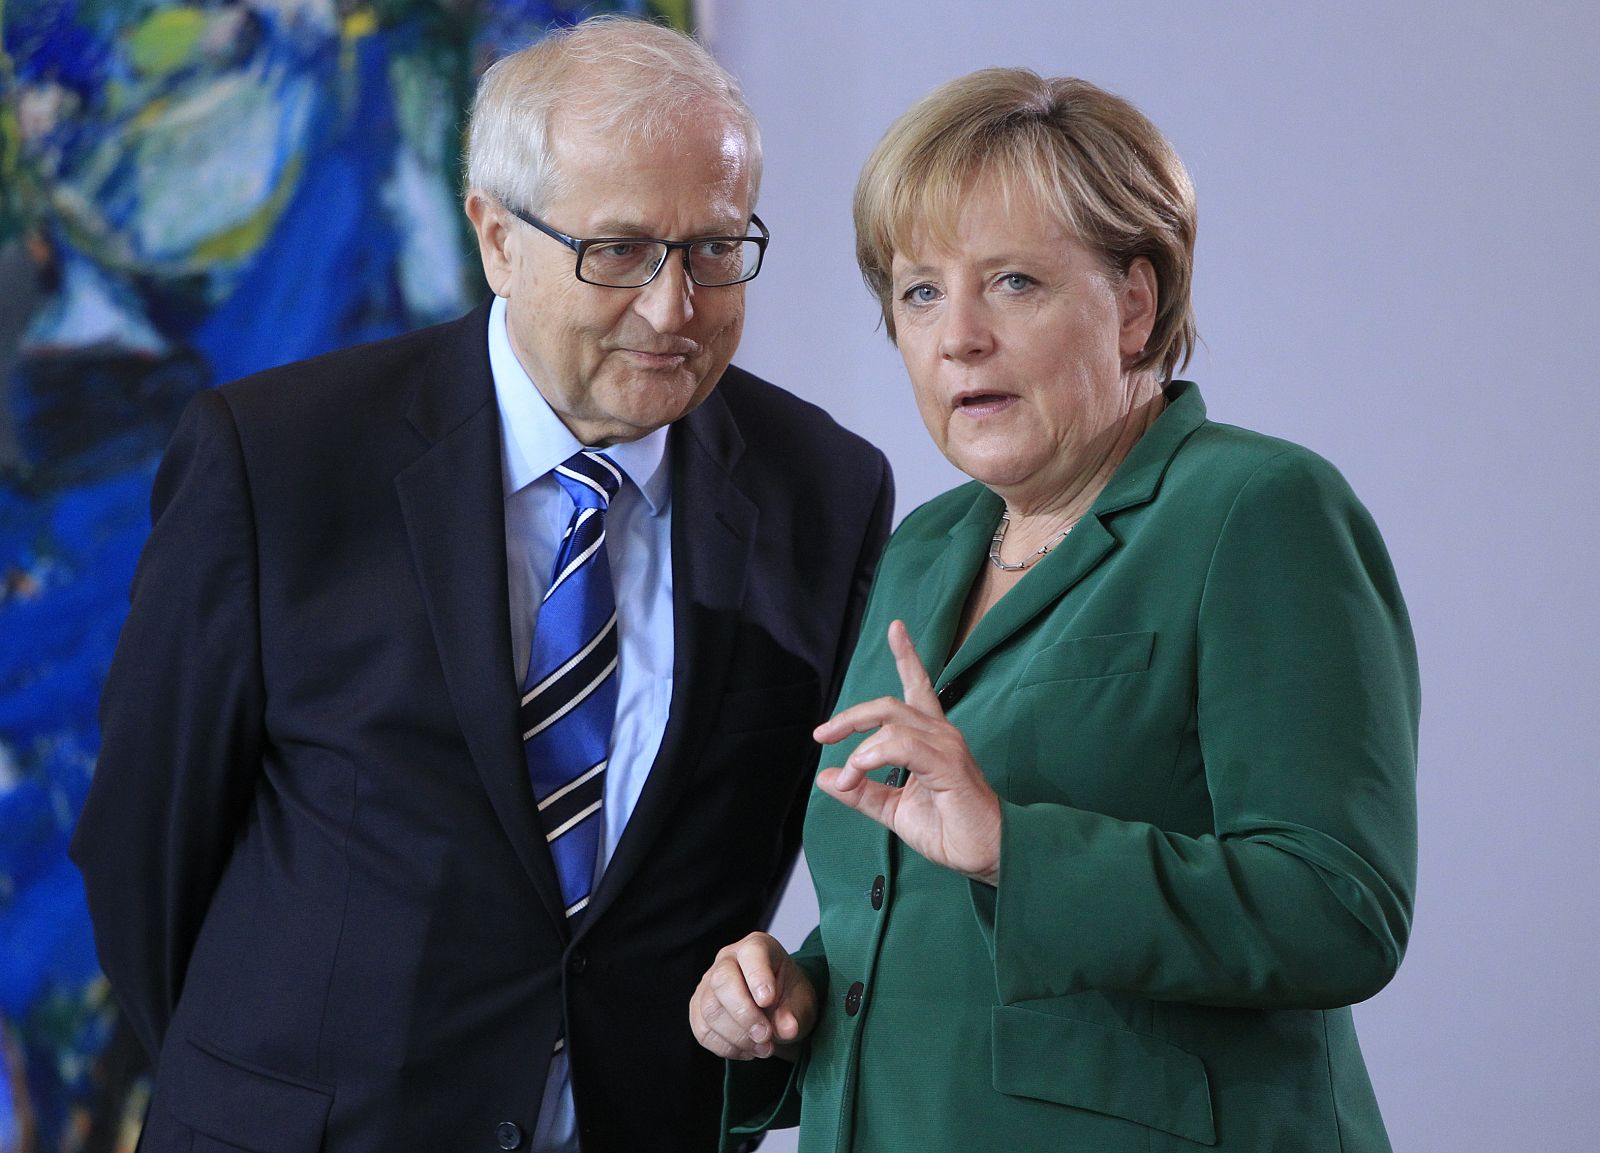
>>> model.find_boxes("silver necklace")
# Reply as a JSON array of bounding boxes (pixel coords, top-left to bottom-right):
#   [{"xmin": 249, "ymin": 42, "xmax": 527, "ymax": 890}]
[{"xmin": 988, "ymin": 510, "xmax": 1079, "ymax": 572}]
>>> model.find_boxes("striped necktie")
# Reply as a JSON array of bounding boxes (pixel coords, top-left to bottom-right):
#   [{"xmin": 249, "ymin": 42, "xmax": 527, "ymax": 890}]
[{"xmin": 521, "ymin": 450, "xmax": 623, "ymax": 924}]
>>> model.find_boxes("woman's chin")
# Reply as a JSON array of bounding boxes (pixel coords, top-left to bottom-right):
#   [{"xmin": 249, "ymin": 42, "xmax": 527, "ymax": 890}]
[{"xmin": 940, "ymin": 436, "xmax": 1054, "ymax": 494}]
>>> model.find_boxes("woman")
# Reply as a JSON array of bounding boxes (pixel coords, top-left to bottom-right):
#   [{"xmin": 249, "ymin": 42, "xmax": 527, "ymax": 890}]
[{"xmin": 692, "ymin": 68, "xmax": 1417, "ymax": 1153}]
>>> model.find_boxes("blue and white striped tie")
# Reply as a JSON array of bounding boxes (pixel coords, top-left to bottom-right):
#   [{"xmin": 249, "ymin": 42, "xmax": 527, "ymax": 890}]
[{"xmin": 521, "ymin": 450, "xmax": 623, "ymax": 924}]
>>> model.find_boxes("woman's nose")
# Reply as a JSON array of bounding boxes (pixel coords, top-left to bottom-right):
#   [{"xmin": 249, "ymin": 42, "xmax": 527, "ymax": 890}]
[{"xmin": 938, "ymin": 296, "xmax": 995, "ymax": 362}]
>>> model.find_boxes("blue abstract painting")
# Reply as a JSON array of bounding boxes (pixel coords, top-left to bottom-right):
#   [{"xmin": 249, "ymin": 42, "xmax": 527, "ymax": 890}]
[{"xmin": 0, "ymin": 0, "xmax": 689, "ymax": 1145}]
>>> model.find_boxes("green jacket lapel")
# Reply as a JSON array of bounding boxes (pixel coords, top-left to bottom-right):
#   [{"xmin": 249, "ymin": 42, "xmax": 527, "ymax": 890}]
[
  {"xmin": 905, "ymin": 486, "xmax": 995, "ymax": 676},
  {"xmin": 938, "ymin": 381, "xmax": 1209, "ymax": 690}
]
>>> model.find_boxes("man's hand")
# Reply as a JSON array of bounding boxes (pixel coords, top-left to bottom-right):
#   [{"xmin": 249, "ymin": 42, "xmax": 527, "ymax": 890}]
[{"xmin": 690, "ymin": 932, "xmax": 817, "ymax": 1061}]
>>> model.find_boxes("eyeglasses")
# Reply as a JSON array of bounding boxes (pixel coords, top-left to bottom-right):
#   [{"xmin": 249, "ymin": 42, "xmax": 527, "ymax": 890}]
[{"xmin": 506, "ymin": 205, "xmax": 769, "ymax": 288}]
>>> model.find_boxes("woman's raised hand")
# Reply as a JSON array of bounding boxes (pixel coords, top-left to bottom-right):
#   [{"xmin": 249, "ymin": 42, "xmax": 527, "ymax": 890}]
[{"xmin": 814, "ymin": 620, "xmax": 1002, "ymax": 886}]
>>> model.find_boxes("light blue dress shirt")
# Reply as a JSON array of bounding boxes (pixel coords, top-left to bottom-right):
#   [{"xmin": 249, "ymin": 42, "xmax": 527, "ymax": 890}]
[{"xmin": 487, "ymin": 297, "xmax": 674, "ymax": 1152}]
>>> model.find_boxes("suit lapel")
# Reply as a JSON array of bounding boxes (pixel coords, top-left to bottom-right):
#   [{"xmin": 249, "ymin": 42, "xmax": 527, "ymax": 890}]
[
  {"xmin": 906, "ymin": 486, "xmax": 994, "ymax": 674},
  {"xmin": 580, "ymin": 390, "xmax": 756, "ymax": 929},
  {"xmin": 394, "ymin": 304, "xmax": 569, "ymax": 930},
  {"xmin": 938, "ymin": 517, "xmax": 1117, "ymax": 687},
  {"xmin": 934, "ymin": 381, "xmax": 1210, "ymax": 691}
]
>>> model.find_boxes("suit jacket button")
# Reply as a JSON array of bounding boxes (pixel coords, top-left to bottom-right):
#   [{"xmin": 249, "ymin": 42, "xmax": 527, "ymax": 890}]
[
  {"xmin": 869, "ymin": 875, "xmax": 885, "ymax": 910},
  {"xmin": 495, "ymin": 1121, "xmax": 524, "ymax": 1150},
  {"xmin": 567, "ymin": 950, "xmax": 588, "ymax": 975},
  {"xmin": 937, "ymin": 680, "xmax": 965, "ymax": 709},
  {"xmin": 844, "ymin": 981, "xmax": 865, "ymax": 1016}
]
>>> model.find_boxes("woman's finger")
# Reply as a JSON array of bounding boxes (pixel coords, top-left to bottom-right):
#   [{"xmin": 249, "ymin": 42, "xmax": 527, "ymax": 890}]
[
  {"xmin": 814, "ymin": 694, "xmax": 929, "ymax": 746},
  {"xmin": 690, "ymin": 933, "xmax": 791, "ymax": 1056},
  {"xmin": 772, "ymin": 1006, "xmax": 802, "ymax": 1042},
  {"xmin": 827, "ymin": 723, "xmax": 926, "ymax": 790},
  {"xmin": 815, "ymin": 765, "xmax": 902, "ymax": 829},
  {"xmin": 693, "ymin": 989, "xmax": 761, "ymax": 1058},
  {"xmin": 812, "ymin": 625, "xmax": 943, "ymax": 750},
  {"xmin": 699, "ymin": 961, "xmax": 768, "ymax": 1046},
  {"xmin": 844, "ymin": 727, "xmax": 931, "ymax": 777},
  {"xmin": 733, "ymin": 934, "xmax": 782, "ymax": 1008},
  {"xmin": 887, "ymin": 620, "xmax": 943, "ymax": 715}
]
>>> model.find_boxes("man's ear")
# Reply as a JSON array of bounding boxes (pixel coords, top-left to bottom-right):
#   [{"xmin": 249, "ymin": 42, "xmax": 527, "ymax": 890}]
[{"xmin": 466, "ymin": 191, "xmax": 515, "ymax": 297}]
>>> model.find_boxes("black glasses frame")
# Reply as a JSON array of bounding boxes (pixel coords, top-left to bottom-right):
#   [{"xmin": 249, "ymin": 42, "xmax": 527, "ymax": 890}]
[{"xmin": 506, "ymin": 204, "xmax": 769, "ymax": 288}]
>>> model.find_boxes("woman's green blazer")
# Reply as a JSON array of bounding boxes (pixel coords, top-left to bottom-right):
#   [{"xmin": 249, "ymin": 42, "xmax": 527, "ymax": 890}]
[{"xmin": 725, "ymin": 381, "xmax": 1419, "ymax": 1153}]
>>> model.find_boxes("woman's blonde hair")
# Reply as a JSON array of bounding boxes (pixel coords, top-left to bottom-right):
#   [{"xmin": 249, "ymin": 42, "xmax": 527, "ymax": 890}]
[{"xmin": 854, "ymin": 68, "xmax": 1197, "ymax": 381}]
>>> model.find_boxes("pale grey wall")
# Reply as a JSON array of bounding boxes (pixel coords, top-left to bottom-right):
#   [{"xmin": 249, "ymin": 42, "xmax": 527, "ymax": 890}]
[{"xmin": 707, "ymin": 3, "xmax": 1600, "ymax": 1150}]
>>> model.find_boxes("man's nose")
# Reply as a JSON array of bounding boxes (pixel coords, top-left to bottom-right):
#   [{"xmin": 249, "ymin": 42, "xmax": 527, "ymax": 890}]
[{"xmin": 634, "ymin": 252, "xmax": 696, "ymax": 330}]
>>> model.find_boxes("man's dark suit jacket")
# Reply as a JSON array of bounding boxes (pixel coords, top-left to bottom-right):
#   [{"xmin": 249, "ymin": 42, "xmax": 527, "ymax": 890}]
[{"xmin": 71, "ymin": 301, "xmax": 894, "ymax": 1153}]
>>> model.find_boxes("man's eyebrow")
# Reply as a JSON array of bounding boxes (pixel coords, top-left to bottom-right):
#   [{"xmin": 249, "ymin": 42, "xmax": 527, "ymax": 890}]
[
  {"xmin": 587, "ymin": 217, "xmax": 748, "ymax": 238},
  {"xmin": 587, "ymin": 219, "xmax": 654, "ymax": 236}
]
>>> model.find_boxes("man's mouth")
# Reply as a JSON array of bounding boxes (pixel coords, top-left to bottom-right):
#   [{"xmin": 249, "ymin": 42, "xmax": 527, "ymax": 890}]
[
  {"xmin": 616, "ymin": 338, "xmax": 698, "ymax": 365},
  {"xmin": 619, "ymin": 348, "xmax": 692, "ymax": 368}
]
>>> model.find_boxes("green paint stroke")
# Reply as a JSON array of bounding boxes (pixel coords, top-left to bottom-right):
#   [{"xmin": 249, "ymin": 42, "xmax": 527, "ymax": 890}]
[
  {"xmin": 652, "ymin": 0, "xmax": 693, "ymax": 32},
  {"xmin": 128, "ymin": 8, "xmax": 210, "ymax": 80},
  {"xmin": 0, "ymin": 0, "xmax": 31, "ymax": 242},
  {"xmin": 191, "ymin": 151, "xmax": 306, "ymax": 266}
]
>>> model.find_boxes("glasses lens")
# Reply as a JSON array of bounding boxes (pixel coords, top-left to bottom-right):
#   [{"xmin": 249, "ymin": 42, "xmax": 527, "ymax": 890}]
[
  {"xmin": 687, "ymin": 239, "xmax": 762, "ymax": 286},
  {"xmin": 579, "ymin": 241, "xmax": 670, "ymax": 287}
]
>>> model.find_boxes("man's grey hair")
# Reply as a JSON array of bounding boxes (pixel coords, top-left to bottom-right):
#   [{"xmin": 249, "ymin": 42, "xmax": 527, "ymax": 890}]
[{"xmin": 464, "ymin": 15, "xmax": 763, "ymax": 215}]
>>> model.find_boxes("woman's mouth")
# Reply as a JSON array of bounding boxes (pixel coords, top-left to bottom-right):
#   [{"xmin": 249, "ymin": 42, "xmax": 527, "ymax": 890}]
[{"xmin": 954, "ymin": 392, "xmax": 1018, "ymax": 416}]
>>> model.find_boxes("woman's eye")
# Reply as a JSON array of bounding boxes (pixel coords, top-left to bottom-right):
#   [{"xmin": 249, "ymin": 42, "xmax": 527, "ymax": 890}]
[
  {"xmin": 998, "ymin": 273, "xmax": 1033, "ymax": 292},
  {"xmin": 902, "ymin": 284, "xmax": 939, "ymax": 304}
]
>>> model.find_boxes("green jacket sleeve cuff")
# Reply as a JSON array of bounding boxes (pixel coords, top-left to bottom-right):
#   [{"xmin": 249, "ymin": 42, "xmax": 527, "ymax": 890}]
[
  {"xmin": 721, "ymin": 1051, "xmax": 807, "ymax": 1151},
  {"xmin": 718, "ymin": 924, "xmax": 827, "ymax": 1150}
]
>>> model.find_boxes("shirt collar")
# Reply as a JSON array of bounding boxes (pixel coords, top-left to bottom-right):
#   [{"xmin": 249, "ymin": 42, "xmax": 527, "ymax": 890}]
[{"xmin": 487, "ymin": 296, "xmax": 670, "ymax": 514}]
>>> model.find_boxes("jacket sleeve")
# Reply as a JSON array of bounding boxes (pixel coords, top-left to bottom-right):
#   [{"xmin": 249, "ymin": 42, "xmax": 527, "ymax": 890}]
[
  {"xmin": 723, "ymin": 456, "xmax": 892, "ymax": 1146},
  {"xmin": 981, "ymin": 449, "xmax": 1419, "ymax": 1010},
  {"xmin": 71, "ymin": 388, "xmax": 267, "ymax": 1060},
  {"xmin": 719, "ymin": 925, "xmax": 830, "ymax": 1149},
  {"xmin": 827, "ymin": 451, "xmax": 895, "ymax": 715},
  {"xmin": 755, "ymin": 449, "xmax": 893, "ymax": 934}
]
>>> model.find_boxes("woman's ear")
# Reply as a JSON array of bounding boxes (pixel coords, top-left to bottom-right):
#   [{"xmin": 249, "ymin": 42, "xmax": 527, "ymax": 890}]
[{"xmin": 1118, "ymin": 256, "xmax": 1158, "ymax": 364}]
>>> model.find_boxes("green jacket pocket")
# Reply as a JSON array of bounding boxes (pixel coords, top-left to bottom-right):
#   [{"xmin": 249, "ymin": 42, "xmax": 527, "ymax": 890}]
[
  {"xmin": 1019, "ymin": 630, "xmax": 1156, "ymax": 683},
  {"xmin": 991, "ymin": 1003, "xmax": 1215, "ymax": 1145}
]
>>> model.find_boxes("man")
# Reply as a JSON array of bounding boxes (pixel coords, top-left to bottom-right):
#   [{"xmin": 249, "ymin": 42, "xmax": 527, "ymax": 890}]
[{"xmin": 72, "ymin": 17, "xmax": 892, "ymax": 1152}]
